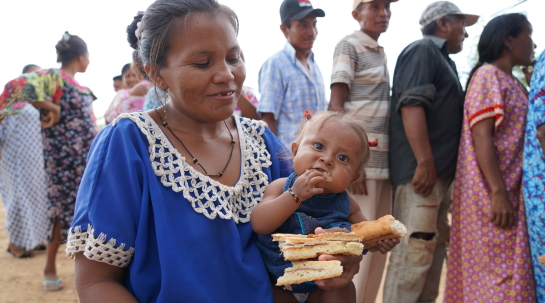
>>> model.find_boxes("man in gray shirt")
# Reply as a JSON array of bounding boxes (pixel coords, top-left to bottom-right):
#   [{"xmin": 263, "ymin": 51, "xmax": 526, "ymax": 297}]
[{"xmin": 383, "ymin": 2, "xmax": 478, "ymax": 302}]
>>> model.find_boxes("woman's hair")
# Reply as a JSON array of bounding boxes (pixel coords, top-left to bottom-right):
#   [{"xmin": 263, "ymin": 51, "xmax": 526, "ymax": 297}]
[
  {"xmin": 121, "ymin": 63, "xmax": 132, "ymax": 76},
  {"xmin": 135, "ymin": 0, "xmax": 239, "ymax": 85},
  {"xmin": 127, "ymin": 11, "xmax": 149, "ymax": 80},
  {"xmin": 55, "ymin": 31, "xmax": 88, "ymax": 65},
  {"xmin": 466, "ymin": 13, "xmax": 529, "ymax": 89},
  {"xmin": 294, "ymin": 111, "xmax": 371, "ymax": 195}
]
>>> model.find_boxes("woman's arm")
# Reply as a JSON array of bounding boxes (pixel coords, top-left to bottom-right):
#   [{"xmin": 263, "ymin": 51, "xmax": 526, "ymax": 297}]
[
  {"xmin": 251, "ymin": 170, "xmax": 325, "ymax": 235},
  {"xmin": 31, "ymin": 99, "xmax": 61, "ymax": 129},
  {"xmin": 237, "ymin": 94, "xmax": 260, "ymax": 120},
  {"xmin": 75, "ymin": 253, "xmax": 137, "ymax": 302},
  {"xmin": 472, "ymin": 118, "xmax": 514, "ymax": 228}
]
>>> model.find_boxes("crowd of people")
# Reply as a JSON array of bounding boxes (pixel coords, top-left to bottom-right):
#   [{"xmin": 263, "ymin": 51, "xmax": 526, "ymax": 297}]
[{"xmin": 0, "ymin": 0, "xmax": 543, "ymax": 302}]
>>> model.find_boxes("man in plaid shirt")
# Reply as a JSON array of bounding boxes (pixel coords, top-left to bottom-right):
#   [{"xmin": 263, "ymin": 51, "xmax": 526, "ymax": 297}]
[{"xmin": 257, "ymin": 0, "xmax": 328, "ymax": 148}]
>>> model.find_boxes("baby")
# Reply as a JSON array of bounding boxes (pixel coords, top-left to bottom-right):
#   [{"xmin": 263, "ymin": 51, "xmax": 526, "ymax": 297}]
[{"xmin": 252, "ymin": 111, "xmax": 397, "ymax": 303}]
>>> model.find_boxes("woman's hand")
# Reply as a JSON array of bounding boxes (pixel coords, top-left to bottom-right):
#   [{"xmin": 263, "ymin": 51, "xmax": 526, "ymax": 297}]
[
  {"xmin": 314, "ymin": 253, "xmax": 362, "ymax": 291},
  {"xmin": 490, "ymin": 191, "xmax": 514, "ymax": 228},
  {"xmin": 31, "ymin": 99, "xmax": 61, "ymax": 129},
  {"xmin": 291, "ymin": 170, "xmax": 325, "ymax": 201},
  {"xmin": 41, "ymin": 105, "xmax": 61, "ymax": 129},
  {"xmin": 312, "ymin": 227, "xmax": 361, "ymax": 291}
]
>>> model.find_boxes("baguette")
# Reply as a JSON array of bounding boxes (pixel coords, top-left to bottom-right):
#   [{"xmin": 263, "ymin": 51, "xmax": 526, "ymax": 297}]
[
  {"xmin": 276, "ymin": 260, "xmax": 343, "ymax": 286},
  {"xmin": 350, "ymin": 215, "xmax": 407, "ymax": 248}
]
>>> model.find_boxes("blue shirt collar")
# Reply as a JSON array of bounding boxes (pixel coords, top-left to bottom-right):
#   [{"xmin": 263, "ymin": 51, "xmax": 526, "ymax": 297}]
[{"xmin": 284, "ymin": 42, "xmax": 315, "ymax": 63}]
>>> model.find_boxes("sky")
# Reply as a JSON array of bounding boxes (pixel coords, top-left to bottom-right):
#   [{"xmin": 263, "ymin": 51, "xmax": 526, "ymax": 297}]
[{"xmin": 0, "ymin": 0, "xmax": 543, "ymax": 120}]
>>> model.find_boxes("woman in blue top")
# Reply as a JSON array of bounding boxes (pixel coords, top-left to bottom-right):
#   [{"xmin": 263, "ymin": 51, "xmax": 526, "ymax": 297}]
[
  {"xmin": 67, "ymin": 0, "xmax": 362, "ymax": 302},
  {"xmin": 523, "ymin": 50, "xmax": 545, "ymax": 302}
]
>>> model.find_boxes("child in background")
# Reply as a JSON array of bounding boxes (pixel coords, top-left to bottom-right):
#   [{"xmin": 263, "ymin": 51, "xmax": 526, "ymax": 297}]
[
  {"xmin": 252, "ymin": 111, "xmax": 398, "ymax": 303},
  {"xmin": 104, "ymin": 63, "xmax": 150, "ymax": 124}
]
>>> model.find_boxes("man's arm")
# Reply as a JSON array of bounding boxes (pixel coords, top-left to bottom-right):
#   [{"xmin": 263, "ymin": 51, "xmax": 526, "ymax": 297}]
[
  {"xmin": 261, "ymin": 113, "xmax": 277, "ymax": 134},
  {"xmin": 401, "ymin": 105, "xmax": 436, "ymax": 197},
  {"xmin": 329, "ymin": 83, "xmax": 349, "ymax": 112}
]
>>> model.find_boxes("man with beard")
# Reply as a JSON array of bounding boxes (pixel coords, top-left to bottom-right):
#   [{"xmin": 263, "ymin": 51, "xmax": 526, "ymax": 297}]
[
  {"xmin": 258, "ymin": 0, "xmax": 327, "ymax": 148},
  {"xmin": 383, "ymin": 2, "xmax": 478, "ymax": 302}
]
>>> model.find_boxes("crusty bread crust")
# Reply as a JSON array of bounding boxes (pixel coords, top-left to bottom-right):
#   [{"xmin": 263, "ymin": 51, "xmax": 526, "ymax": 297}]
[
  {"xmin": 350, "ymin": 215, "xmax": 407, "ymax": 248},
  {"xmin": 276, "ymin": 261, "xmax": 342, "ymax": 286},
  {"xmin": 272, "ymin": 232, "xmax": 364, "ymax": 243}
]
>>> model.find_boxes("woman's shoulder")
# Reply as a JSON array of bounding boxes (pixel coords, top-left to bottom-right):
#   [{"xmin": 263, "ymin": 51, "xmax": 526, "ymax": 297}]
[{"xmin": 474, "ymin": 64, "xmax": 506, "ymax": 80}]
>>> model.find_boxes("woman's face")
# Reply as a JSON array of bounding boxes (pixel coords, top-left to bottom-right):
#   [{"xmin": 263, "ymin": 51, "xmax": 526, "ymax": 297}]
[
  {"xmin": 510, "ymin": 21, "xmax": 536, "ymax": 66},
  {"xmin": 79, "ymin": 52, "xmax": 90, "ymax": 73},
  {"xmin": 158, "ymin": 12, "xmax": 245, "ymax": 123},
  {"xmin": 123, "ymin": 65, "xmax": 141, "ymax": 89}
]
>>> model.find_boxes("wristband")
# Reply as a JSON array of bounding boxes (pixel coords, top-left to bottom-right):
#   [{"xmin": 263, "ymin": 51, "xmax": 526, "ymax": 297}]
[{"xmin": 288, "ymin": 188, "xmax": 303, "ymax": 205}]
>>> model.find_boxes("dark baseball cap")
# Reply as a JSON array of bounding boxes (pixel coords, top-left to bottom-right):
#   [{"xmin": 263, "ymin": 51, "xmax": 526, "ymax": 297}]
[{"xmin": 280, "ymin": 0, "xmax": 325, "ymax": 25}]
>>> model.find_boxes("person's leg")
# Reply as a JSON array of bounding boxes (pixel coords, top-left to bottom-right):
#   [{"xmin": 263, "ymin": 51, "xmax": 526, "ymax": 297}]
[
  {"xmin": 43, "ymin": 219, "xmax": 64, "ymax": 290},
  {"xmin": 350, "ymin": 180, "xmax": 378, "ymax": 303},
  {"xmin": 351, "ymin": 179, "xmax": 392, "ymax": 303},
  {"xmin": 382, "ymin": 181, "xmax": 443, "ymax": 303},
  {"xmin": 418, "ymin": 179, "xmax": 452, "ymax": 302}
]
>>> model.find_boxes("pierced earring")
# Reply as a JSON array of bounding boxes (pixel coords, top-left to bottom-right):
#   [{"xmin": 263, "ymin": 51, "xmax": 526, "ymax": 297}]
[{"xmin": 162, "ymin": 89, "xmax": 169, "ymax": 126}]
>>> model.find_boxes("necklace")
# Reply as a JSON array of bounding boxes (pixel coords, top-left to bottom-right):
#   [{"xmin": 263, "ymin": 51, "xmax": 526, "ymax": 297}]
[{"xmin": 154, "ymin": 107, "xmax": 236, "ymax": 177}]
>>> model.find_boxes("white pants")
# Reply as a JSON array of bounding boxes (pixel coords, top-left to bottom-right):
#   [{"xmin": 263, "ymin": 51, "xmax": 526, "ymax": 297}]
[{"xmin": 350, "ymin": 179, "xmax": 392, "ymax": 303}]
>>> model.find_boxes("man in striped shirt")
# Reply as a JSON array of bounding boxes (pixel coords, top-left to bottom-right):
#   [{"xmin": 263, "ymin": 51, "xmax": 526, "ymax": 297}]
[{"xmin": 329, "ymin": 1, "xmax": 396, "ymax": 302}]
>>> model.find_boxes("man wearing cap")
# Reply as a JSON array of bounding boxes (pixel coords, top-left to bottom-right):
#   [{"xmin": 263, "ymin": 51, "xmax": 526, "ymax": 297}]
[
  {"xmin": 329, "ymin": 1, "xmax": 396, "ymax": 302},
  {"xmin": 258, "ymin": 0, "xmax": 327, "ymax": 148},
  {"xmin": 383, "ymin": 2, "xmax": 478, "ymax": 302}
]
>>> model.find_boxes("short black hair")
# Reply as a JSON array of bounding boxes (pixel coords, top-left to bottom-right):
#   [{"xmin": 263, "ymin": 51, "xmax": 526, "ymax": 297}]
[
  {"xmin": 421, "ymin": 15, "xmax": 458, "ymax": 35},
  {"xmin": 121, "ymin": 63, "xmax": 131, "ymax": 76},
  {"xmin": 22, "ymin": 64, "xmax": 39, "ymax": 74},
  {"xmin": 113, "ymin": 75, "xmax": 122, "ymax": 81}
]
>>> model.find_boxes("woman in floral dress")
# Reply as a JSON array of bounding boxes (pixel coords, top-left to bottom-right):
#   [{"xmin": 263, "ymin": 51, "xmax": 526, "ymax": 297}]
[
  {"xmin": 0, "ymin": 32, "xmax": 96, "ymax": 291},
  {"xmin": 445, "ymin": 14, "xmax": 537, "ymax": 302},
  {"xmin": 523, "ymin": 49, "xmax": 545, "ymax": 302}
]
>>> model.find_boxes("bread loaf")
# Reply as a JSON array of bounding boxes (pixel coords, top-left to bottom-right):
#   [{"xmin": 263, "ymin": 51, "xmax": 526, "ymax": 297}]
[{"xmin": 350, "ymin": 215, "xmax": 407, "ymax": 248}]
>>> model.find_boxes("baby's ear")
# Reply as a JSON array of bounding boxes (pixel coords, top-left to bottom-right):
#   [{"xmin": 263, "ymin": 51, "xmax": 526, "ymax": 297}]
[
  {"xmin": 291, "ymin": 142, "xmax": 299, "ymax": 156},
  {"xmin": 351, "ymin": 172, "xmax": 361, "ymax": 183}
]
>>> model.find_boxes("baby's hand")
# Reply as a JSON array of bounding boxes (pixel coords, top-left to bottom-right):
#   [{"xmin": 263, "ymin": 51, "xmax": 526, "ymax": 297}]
[
  {"xmin": 368, "ymin": 239, "xmax": 400, "ymax": 254},
  {"xmin": 290, "ymin": 169, "xmax": 324, "ymax": 201}
]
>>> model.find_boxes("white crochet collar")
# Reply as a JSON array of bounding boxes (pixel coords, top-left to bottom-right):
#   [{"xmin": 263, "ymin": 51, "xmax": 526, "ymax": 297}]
[{"xmin": 113, "ymin": 112, "xmax": 272, "ymax": 224}]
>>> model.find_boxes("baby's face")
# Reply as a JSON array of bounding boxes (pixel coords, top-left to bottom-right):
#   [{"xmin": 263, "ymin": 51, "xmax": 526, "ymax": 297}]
[{"xmin": 292, "ymin": 120, "xmax": 362, "ymax": 193}]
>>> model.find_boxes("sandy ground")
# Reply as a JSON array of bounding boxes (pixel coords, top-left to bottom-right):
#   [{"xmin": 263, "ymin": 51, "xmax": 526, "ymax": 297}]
[
  {"xmin": 0, "ymin": 201, "xmax": 446, "ymax": 303},
  {"xmin": 0, "ymin": 204, "xmax": 78, "ymax": 303}
]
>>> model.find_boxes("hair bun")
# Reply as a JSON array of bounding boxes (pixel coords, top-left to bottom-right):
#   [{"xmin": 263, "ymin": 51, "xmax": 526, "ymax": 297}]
[
  {"xmin": 55, "ymin": 31, "xmax": 71, "ymax": 52},
  {"xmin": 127, "ymin": 11, "xmax": 144, "ymax": 50}
]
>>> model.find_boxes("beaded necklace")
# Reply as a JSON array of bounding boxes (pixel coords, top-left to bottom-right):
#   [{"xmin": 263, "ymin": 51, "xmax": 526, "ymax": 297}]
[{"xmin": 154, "ymin": 107, "xmax": 235, "ymax": 177}]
